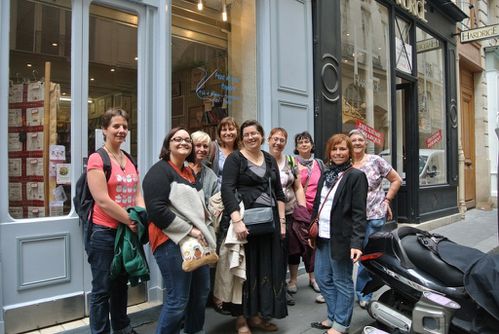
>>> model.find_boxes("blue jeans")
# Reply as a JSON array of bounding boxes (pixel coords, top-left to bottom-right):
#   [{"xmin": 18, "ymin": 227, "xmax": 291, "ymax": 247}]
[
  {"xmin": 355, "ymin": 218, "xmax": 385, "ymax": 302},
  {"xmin": 87, "ymin": 224, "xmax": 132, "ymax": 334},
  {"xmin": 314, "ymin": 238, "xmax": 354, "ymax": 333},
  {"xmin": 154, "ymin": 240, "xmax": 210, "ymax": 334}
]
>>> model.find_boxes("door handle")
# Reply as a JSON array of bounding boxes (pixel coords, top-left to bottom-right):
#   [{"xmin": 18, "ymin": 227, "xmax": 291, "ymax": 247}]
[{"xmin": 464, "ymin": 159, "xmax": 472, "ymax": 167}]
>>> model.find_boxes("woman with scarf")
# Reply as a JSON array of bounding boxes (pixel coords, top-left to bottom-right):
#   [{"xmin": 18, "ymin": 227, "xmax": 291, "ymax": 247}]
[
  {"xmin": 309, "ymin": 133, "xmax": 367, "ymax": 334},
  {"xmin": 293, "ymin": 131, "xmax": 324, "ymax": 299}
]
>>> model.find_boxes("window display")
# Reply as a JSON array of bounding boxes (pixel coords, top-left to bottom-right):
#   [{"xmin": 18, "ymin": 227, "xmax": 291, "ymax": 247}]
[{"xmin": 8, "ymin": 0, "xmax": 72, "ymax": 219}]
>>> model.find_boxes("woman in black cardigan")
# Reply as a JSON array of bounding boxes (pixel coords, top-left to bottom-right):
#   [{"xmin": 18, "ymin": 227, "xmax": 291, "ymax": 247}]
[
  {"xmin": 221, "ymin": 120, "xmax": 287, "ymax": 334},
  {"xmin": 309, "ymin": 133, "xmax": 367, "ymax": 334}
]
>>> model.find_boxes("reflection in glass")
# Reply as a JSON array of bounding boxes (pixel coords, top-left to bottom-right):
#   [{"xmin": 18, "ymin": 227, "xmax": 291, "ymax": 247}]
[
  {"xmin": 8, "ymin": 0, "xmax": 72, "ymax": 219},
  {"xmin": 88, "ymin": 4, "xmax": 138, "ymax": 157},
  {"xmin": 416, "ymin": 28, "xmax": 447, "ymax": 186},
  {"xmin": 340, "ymin": 0, "xmax": 391, "ymax": 156}
]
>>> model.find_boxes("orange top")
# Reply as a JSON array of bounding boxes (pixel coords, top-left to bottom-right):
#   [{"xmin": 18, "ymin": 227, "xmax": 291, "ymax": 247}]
[{"xmin": 148, "ymin": 161, "xmax": 196, "ymax": 253}]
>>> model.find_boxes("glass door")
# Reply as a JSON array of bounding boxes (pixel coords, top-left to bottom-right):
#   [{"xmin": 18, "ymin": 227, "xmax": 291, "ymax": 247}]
[{"xmin": 395, "ymin": 77, "xmax": 418, "ymax": 222}]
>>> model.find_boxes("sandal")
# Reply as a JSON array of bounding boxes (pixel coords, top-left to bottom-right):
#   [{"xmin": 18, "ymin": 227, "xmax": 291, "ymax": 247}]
[
  {"xmin": 248, "ymin": 319, "xmax": 278, "ymax": 332},
  {"xmin": 236, "ymin": 318, "xmax": 252, "ymax": 334}
]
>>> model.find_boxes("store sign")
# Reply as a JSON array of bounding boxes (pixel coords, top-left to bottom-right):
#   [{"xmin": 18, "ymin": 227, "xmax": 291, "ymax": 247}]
[
  {"xmin": 426, "ymin": 129, "xmax": 442, "ymax": 148},
  {"xmin": 396, "ymin": 37, "xmax": 413, "ymax": 74},
  {"xmin": 355, "ymin": 120, "xmax": 385, "ymax": 147},
  {"xmin": 460, "ymin": 24, "xmax": 499, "ymax": 43},
  {"xmin": 416, "ymin": 38, "xmax": 440, "ymax": 53},
  {"xmin": 395, "ymin": 0, "xmax": 427, "ymax": 22}
]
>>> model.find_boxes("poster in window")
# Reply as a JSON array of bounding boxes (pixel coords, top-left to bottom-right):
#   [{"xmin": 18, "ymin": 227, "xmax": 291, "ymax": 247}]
[
  {"xmin": 122, "ymin": 95, "xmax": 132, "ymax": 114},
  {"xmin": 189, "ymin": 106, "xmax": 204, "ymax": 129},
  {"xmin": 172, "ymin": 96, "xmax": 184, "ymax": 118},
  {"xmin": 172, "ymin": 81, "xmax": 181, "ymax": 97},
  {"xmin": 191, "ymin": 68, "xmax": 205, "ymax": 91}
]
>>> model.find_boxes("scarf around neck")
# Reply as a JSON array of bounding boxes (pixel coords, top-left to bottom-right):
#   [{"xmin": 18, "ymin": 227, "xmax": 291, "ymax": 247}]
[
  {"xmin": 324, "ymin": 161, "xmax": 352, "ymax": 188},
  {"xmin": 297, "ymin": 156, "xmax": 314, "ymax": 168}
]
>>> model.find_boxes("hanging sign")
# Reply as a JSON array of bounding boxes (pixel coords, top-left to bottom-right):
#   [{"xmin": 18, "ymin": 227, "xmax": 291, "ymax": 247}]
[{"xmin": 460, "ymin": 24, "xmax": 499, "ymax": 43}]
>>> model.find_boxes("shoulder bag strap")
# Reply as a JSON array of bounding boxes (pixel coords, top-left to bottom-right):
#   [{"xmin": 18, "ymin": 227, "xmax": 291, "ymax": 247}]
[{"xmin": 315, "ymin": 167, "xmax": 353, "ymax": 218}]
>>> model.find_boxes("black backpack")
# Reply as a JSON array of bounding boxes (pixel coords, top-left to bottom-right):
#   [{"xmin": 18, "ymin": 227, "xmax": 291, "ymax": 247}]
[{"xmin": 73, "ymin": 147, "xmax": 137, "ymax": 248}]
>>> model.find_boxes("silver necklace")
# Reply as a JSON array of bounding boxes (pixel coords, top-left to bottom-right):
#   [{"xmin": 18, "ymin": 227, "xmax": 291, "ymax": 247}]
[{"xmin": 105, "ymin": 146, "xmax": 125, "ymax": 171}]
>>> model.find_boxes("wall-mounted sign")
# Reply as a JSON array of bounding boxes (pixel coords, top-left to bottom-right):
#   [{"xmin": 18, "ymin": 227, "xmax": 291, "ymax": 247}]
[
  {"xmin": 416, "ymin": 38, "xmax": 441, "ymax": 53},
  {"xmin": 460, "ymin": 24, "xmax": 499, "ymax": 43},
  {"xmin": 395, "ymin": 0, "xmax": 427, "ymax": 22}
]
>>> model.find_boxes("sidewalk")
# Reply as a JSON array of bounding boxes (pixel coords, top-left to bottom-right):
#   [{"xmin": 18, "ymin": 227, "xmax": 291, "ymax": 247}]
[{"xmin": 33, "ymin": 208, "xmax": 498, "ymax": 334}]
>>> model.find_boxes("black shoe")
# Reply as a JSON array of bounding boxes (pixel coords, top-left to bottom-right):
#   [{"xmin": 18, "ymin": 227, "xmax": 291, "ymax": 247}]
[
  {"xmin": 311, "ymin": 321, "xmax": 332, "ymax": 330},
  {"xmin": 286, "ymin": 292, "xmax": 296, "ymax": 306},
  {"xmin": 213, "ymin": 302, "xmax": 231, "ymax": 315}
]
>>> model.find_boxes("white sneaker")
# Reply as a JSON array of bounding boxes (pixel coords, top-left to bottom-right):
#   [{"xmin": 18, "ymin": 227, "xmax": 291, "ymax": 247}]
[{"xmin": 315, "ymin": 294, "xmax": 325, "ymax": 303}]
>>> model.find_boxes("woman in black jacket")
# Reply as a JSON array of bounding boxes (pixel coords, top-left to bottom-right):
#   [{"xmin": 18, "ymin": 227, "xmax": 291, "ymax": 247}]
[
  {"xmin": 309, "ymin": 133, "xmax": 367, "ymax": 334},
  {"xmin": 221, "ymin": 120, "xmax": 287, "ymax": 334}
]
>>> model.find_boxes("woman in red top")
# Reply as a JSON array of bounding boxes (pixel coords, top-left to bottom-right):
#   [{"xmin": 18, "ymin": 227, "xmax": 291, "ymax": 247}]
[{"xmin": 86, "ymin": 108, "xmax": 145, "ymax": 334}]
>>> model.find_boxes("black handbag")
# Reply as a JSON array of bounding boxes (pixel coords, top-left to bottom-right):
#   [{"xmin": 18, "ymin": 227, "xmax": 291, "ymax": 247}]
[{"xmin": 244, "ymin": 178, "xmax": 275, "ymax": 236}]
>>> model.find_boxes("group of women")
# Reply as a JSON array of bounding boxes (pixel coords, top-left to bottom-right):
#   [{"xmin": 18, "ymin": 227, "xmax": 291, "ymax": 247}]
[{"xmin": 86, "ymin": 108, "xmax": 401, "ymax": 334}]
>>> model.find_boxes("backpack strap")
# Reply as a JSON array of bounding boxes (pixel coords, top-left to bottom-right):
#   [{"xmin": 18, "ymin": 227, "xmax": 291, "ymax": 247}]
[{"xmin": 96, "ymin": 147, "xmax": 112, "ymax": 181}]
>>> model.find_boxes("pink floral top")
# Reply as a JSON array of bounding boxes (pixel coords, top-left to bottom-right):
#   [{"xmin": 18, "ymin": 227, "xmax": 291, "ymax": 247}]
[{"xmin": 356, "ymin": 154, "xmax": 392, "ymax": 220}]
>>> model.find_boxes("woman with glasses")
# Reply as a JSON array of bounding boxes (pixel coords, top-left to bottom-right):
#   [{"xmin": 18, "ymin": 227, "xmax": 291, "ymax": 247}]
[
  {"xmin": 268, "ymin": 128, "xmax": 307, "ymax": 306},
  {"xmin": 221, "ymin": 120, "xmax": 287, "ymax": 334},
  {"xmin": 143, "ymin": 127, "xmax": 215, "ymax": 334},
  {"xmin": 293, "ymin": 131, "xmax": 324, "ymax": 301}
]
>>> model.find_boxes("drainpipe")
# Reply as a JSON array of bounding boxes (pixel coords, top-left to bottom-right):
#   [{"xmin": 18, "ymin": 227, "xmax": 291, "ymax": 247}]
[{"xmin": 456, "ymin": 51, "xmax": 467, "ymax": 218}]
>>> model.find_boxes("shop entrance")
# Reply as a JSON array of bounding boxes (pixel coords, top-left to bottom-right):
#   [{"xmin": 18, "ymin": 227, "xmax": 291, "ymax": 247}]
[
  {"xmin": 460, "ymin": 68, "xmax": 476, "ymax": 208},
  {"xmin": 395, "ymin": 77, "xmax": 419, "ymax": 223}
]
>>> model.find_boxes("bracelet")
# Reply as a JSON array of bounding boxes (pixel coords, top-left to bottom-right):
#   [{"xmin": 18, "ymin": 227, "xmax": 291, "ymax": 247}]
[{"xmin": 279, "ymin": 217, "xmax": 286, "ymax": 222}]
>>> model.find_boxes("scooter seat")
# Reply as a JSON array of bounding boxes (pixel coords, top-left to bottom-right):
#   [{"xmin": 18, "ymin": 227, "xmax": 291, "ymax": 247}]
[{"xmin": 401, "ymin": 235, "xmax": 464, "ymax": 287}]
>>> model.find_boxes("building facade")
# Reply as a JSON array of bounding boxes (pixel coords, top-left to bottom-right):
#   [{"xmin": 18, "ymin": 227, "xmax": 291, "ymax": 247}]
[{"xmin": 0, "ymin": 0, "xmax": 470, "ymax": 332}]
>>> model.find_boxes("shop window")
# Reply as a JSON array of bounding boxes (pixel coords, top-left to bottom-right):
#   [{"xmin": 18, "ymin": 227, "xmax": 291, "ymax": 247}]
[
  {"xmin": 8, "ymin": 0, "xmax": 72, "ymax": 219},
  {"xmin": 416, "ymin": 28, "xmax": 447, "ymax": 186},
  {"xmin": 340, "ymin": 0, "xmax": 392, "ymax": 157},
  {"xmin": 170, "ymin": 0, "xmax": 257, "ymax": 137},
  {"xmin": 88, "ymin": 4, "xmax": 138, "ymax": 157}
]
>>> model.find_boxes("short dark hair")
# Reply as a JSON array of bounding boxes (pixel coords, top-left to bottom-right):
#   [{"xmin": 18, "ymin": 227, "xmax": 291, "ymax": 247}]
[
  {"xmin": 159, "ymin": 127, "xmax": 195, "ymax": 163},
  {"xmin": 240, "ymin": 120, "xmax": 265, "ymax": 145},
  {"xmin": 101, "ymin": 108, "xmax": 129, "ymax": 141},
  {"xmin": 324, "ymin": 133, "xmax": 353, "ymax": 164},
  {"xmin": 293, "ymin": 131, "xmax": 315, "ymax": 155}
]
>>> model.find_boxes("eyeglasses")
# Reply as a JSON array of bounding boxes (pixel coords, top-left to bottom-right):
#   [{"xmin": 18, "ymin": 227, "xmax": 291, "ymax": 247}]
[
  {"xmin": 170, "ymin": 137, "xmax": 192, "ymax": 144},
  {"xmin": 270, "ymin": 137, "xmax": 286, "ymax": 144}
]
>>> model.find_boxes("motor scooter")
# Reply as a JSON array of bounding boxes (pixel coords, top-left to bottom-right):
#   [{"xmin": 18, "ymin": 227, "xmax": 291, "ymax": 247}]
[{"xmin": 360, "ymin": 226, "xmax": 499, "ymax": 334}]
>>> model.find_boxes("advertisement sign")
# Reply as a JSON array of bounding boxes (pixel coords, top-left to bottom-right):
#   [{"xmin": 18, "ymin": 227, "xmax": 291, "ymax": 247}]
[
  {"xmin": 425, "ymin": 129, "xmax": 442, "ymax": 148},
  {"xmin": 460, "ymin": 24, "xmax": 499, "ymax": 43},
  {"xmin": 355, "ymin": 121, "xmax": 385, "ymax": 147}
]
